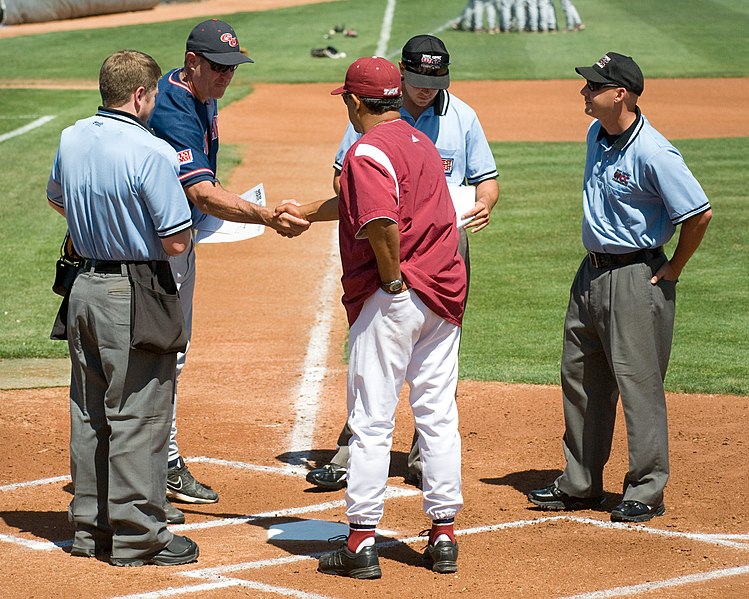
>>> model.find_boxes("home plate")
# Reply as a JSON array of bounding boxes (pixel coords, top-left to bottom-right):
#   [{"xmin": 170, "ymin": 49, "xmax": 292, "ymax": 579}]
[{"xmin": 267, "ymin": 520, "xmax": 399, "ymax": 541}]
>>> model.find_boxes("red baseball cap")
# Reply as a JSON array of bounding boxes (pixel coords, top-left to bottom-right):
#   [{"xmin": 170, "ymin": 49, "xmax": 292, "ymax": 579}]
[{"xmin": 331, "ymin": 57, "xmax": 401, "ymax": 99}]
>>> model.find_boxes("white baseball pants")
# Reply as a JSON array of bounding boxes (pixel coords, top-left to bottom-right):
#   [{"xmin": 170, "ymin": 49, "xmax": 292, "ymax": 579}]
[{"xmin": 345, "ymin": 289, "xmax": 463, "ymax": 527}]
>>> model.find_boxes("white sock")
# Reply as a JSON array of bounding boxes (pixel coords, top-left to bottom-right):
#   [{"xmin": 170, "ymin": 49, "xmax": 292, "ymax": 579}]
[{"xmin": 434, "ymin": 533, "xmax": 451, "ymax": 544}]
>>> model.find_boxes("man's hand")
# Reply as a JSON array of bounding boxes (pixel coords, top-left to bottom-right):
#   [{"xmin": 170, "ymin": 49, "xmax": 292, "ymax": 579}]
[
  {"xmin": 650, "ymin": 261, "xmax": 679, "ymax": 285},
  {"xmin": 462, "ymin": 199, "xmax": 491, "ymax": 233},
  {"xmin": 271, "ymin": 201, "xmax": 310, "ymax": 237}
]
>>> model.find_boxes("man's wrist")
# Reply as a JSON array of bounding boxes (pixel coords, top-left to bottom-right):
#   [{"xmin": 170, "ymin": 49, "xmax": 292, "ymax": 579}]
[{"xmin": 380, "ymin": 278, "xmax": 404, "ymax": 294}]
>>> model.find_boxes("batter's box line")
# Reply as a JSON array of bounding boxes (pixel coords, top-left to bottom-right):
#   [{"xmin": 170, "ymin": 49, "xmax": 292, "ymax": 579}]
[{"xmin": 112, "ymin": 517, "xmax": 749, "ymax": 599}]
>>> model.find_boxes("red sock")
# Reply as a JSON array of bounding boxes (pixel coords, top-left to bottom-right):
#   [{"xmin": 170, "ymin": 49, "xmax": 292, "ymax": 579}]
[
  {"xmin": 430, "ymin": 523, "xmax": 455, "ymax": 545},
  {"xmin": 347, "ymin": 528, "xmax": 375, "ymax": 553}
]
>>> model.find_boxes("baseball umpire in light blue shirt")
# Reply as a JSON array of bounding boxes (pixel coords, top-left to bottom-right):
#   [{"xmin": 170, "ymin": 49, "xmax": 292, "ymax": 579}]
[
  {"xmin": 47, "ymin": 50, "xmax": 199, "ymax": 565},
  {"xmin": 529, "ymin": 52, "xmax": 712, "ymax": 523},
  {"xmin": 306, "ymin": 34, "xmax": 499, "ymax": 491}
]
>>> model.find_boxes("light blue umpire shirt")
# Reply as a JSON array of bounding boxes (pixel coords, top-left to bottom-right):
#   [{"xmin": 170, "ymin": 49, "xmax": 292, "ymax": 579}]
[
  {"xmin": 47, "ymin": 108, "xmax": 192, "ymax": 261},
  {"xmin": 582, "ymin": 110, "xmax": 710, "ymax": 254},
  {"xmin": 334, "ymin": 90, "xmax": 498, "ymax": 186}
]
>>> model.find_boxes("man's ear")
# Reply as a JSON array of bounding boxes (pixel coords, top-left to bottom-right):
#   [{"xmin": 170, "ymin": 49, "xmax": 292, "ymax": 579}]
[{"xmin": 133, "ymin": 85, "xmax": 147, "ymax": 110}]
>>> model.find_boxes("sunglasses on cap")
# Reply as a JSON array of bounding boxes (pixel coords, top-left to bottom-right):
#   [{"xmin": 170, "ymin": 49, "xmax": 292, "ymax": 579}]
[
  {"xmin": 200, "ymin": 55, "xmax": 238, "ymax": 74},
  {"xmin": 402, "ymin": 58, "xmax": 449, "ymax": 78},
  {"xmin": 585, "ymin": 80, "xmax": 620, "ymax": 92}
]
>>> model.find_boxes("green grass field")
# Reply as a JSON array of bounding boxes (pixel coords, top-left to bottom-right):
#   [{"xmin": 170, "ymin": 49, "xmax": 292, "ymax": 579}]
[{"xmin": 0, "ymin": 0, "xmax": 747, "ymax": 393}]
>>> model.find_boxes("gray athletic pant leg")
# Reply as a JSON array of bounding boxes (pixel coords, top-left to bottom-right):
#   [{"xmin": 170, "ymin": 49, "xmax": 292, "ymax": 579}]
[
  {"xmin": 68, "ymin": 271, "xmax": 175, "ymax": 558},
  {"xmin": 556, "ymin": 256, "xmax": 673, "ymax": 506}
]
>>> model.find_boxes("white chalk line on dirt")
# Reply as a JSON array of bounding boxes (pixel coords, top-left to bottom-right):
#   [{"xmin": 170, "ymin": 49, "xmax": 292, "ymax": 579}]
[
  {"xmin": 188, "ymin": 456, "xmax": 307, "ymax": 477},
  {"xmin": 117, "ymin": 516, "xmax": 749, "ymax": 599},
  {"xmin": 0, "ymin": 474, "xmax": 70, "ymax": 492},
  {"xmin": 0, "ymin": 115, "xmax": 55, "ymax": 143},
  {"xmin": 113, "ymin": 576, "xmax": 334, "ymax": 599},
  {"xmin": 284, "ymin": 229, "xmax": 341, "ymax": 469},
  {"xmin": 170, "ymin": 484, "xmax": 418, "ymax": 534},
  {"xmin": 558, "ymin": 564, "xmax": 749, "ymax": 599}
]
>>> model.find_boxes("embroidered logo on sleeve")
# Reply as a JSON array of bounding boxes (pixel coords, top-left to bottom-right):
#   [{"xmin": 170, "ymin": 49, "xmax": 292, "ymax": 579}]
[
  {"xmin": 177, "ymin": 149, "xmax": 193, "ymax": 164},
  {"xmin": 613, "ymin": 169, "xmax": 630, "ymax": 185}
]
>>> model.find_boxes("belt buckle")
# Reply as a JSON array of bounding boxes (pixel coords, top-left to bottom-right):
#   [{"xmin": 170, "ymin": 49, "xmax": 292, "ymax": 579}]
[{"xmin": 589, "ymin": 252, "xmax": 601, "ymax": 269}]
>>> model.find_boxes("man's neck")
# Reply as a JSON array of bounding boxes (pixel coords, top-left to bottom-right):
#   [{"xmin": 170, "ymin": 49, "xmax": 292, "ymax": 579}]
[
  {"xmin": 600, "ymin": 108, "xmax": 637, "ymax": 136},
  {"xmin": 180, "ymin": 69, "xmax": 207, "ymax": 103},
  {"xmin": 402, "ymin": 94, "xmax": 432, "ymax": 120},
  {"xmin": 360, "ymin": 110, "xmax": 401, "ymax": 133}
]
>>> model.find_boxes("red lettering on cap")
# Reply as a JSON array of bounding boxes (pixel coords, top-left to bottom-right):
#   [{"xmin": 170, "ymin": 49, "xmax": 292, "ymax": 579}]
[{"xmin": 220, "ymin": 32, "xmax": 238, "ymax": 47}]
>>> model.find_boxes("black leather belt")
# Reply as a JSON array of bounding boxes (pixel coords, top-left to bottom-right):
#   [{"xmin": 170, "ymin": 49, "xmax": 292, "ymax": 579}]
[
  {"xmin": 588, "ymin": 247, "xmax": 663, "ymax": 269},
  {"xmin": 82, "ymin": 259, "xmax": 127, "ymax": 274}
]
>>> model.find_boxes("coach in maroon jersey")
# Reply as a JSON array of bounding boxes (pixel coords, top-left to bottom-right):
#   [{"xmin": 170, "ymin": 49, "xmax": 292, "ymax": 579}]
[{"xmin": 287, "ymin": 57, "xmax": 466, "ymax": 578}]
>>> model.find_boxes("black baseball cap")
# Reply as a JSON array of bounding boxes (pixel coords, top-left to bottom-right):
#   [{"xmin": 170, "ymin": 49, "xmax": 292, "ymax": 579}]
[
  {"xmin": 186, "ymin": 19, "xmax": 254, "ymax": 66},
  {"xmin": 575, "ymin": 52, "xmax": 643, "ymax": 95},
  {"xmin": 401, "ymin": 34, "xmax": 450, "ymax": 90}
]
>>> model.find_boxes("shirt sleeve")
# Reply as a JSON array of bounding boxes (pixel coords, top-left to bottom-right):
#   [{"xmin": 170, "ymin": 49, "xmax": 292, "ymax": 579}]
[
  {"xmin": 464, "ymin": 111, "xmax": 498, "ymax": 185},
  {"xmin": 46, "ymin": 145, "xmax": 64, "ymax": 208},
  {"xmin": 333, "ymin": 123, "xmax": 363, "ymax": 171},
  {"xmin": 344, "ymin": 143, "xmax": 399, "ymax": 239},
  {"xmin": 150, "ymin": 90, "xmax": 216, "ymax": 188},
  {"xmin": 644, "ymin": 147, "xmax": 711, "ymax": 224},
  {"xmin": 139, "ymin": 144, "xmax": 193, "ymax": 237}
]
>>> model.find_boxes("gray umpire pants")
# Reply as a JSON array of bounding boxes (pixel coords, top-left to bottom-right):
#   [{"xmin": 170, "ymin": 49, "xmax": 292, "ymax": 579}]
[
  {"xmin": 67, "ymin": 269, "xmax": 174, "ymax": 559},
  {"xmin": 328, "ymin": 229, "xmax": 471, "ymax": 477},
  {"xmin": 555, "ymin": 253, "xmax": 675, "ymax": 507}
]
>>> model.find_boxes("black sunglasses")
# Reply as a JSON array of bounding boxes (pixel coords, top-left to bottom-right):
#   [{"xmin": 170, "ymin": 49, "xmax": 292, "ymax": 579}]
[
  {"xmin": 402, "ymin": 59, "xmax": 449, "ymax": 78},
  {"xmin": 200, "ymin": 55, "xmax": 238, "ymax": 74},
  {"xmin": 586, "ymin": 80, "xmax": 620, "ymax": 92}
]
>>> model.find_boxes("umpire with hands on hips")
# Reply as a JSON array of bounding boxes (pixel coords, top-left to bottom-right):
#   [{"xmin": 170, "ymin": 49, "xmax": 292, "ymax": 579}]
[
  {"xmin": 47, "ymin": 50, "xmax": 199, "ymax": 566},
  {"xmin": 149, "ymin": 19, "xmax": 310, "ymax": 522},
  {"xmin": 305, "ymin": 33, "xmax": 499, "ymax": 492},
  {"xmin": 528, "ymin": 52, "xmax": 712, "ymax": 522}
]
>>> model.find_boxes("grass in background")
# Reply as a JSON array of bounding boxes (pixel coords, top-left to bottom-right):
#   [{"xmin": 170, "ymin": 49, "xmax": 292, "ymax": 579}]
[
  {"xmin": 0, "ymin": 0, "xmax": 747, "ymax": 85},
  {"xmin": 1, "ymin": 0, "xmax": 747, "ymax": 394},
  {"xmin": 463, "ymin": 137, "xmax": 749, "ymax": 395}
]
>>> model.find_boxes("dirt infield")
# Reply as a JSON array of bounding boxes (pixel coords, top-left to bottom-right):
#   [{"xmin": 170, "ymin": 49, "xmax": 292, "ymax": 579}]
[{"xmin": 2, "ymin": 1, "xmax": 749, "ymax": 596}]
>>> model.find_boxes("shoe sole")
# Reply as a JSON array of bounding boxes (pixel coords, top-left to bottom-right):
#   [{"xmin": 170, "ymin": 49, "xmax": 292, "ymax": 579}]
[
  {"xmin": 166, "ymin": 513, "xmax": 186, "ymax": 525},
  {"xmin": 429, "ymin": 560, "xmax": 458, "ymax": 574},
  {"xmin": 305, "ymin": 474, "xmax": 347, "ymax": 490},
  {"xmin": 319, "ymin": 565, "xmax": 382, "ymax": 579},
  {"xmin": 529, "ymin": 494, "xmax": 606, "ymax": 511},
  {"xmin": 166, "ymin": 488, "xmax": 219, "ymax": 504},
  {"xmin": 111, "ymin": 548, "xmax": 199, "ymax": 567},
  {"xmin": 611, "ymin": 504, "xmax": 666, "ymax": 523}
]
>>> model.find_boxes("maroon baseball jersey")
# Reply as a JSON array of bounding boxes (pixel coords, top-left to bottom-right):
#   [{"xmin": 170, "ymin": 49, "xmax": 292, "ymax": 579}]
[{"xmin": 337, "ymin": 119, "xmax": 466, "ymax": 327}]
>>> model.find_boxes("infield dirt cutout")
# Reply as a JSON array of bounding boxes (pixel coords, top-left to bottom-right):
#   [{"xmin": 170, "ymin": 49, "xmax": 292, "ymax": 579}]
[{"xmin": 1, "ymin": 0, "xmax": 748, "ymax": 596}]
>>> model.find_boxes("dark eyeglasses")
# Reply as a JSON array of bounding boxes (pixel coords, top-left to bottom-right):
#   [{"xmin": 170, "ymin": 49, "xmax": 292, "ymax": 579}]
[
  {"xmin": 200, "ymin": 55, "xmax": 238, "ymax": 74},
  {"xmin": 403, "ymin": 60, "xmax": 449, "ymax": 78},
  {"xmin": 585, "ymin": 80, "xmax": 620, "ymax": 92}
]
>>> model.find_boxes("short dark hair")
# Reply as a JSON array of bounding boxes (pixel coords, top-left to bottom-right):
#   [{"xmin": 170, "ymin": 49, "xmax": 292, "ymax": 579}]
[
  {"xmin": 360, "ymin": 95, "xmax": 403, "ymax": 114},
  {"xmin": 99, "ymin": 50, "xmax": 161, "ymax": 108}
]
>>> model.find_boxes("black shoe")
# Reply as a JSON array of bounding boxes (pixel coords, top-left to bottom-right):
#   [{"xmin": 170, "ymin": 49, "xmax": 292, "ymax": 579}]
[
  {"xmin": 165, "ymin": 499, "xmax": 185, "ymax": 525},
  {"xmin": 306, "ymin": 464, "xmax": 347, "ymax": 490},
  {"xmin": 167, "ymin": 460, "xmax": 219, "ymax": 504},
  {"xmin": 423, "ymin": 539, "xmax": 458, "ymax": 574},
  {"xmin": 528, "ymin": 485, "xmax": 606, "ymax": 511},
  {"xmin": 318, "ymin": 543, "xmax": 381, "ymax": 579},
  {"xmin": 111, "ymin": 535, "xmax": 199, "ymax": 567},
  {"xmin": 404, "ymin": 470, "xmax": 423, "ymax": 489},
  {"xmin": 610, "ymin": 500, "xmax": 665, "ymax": 523}
]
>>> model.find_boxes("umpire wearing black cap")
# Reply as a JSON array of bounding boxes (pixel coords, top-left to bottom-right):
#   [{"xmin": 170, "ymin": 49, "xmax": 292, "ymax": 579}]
[
  {"xmin": 304, "ymin": 34, "xmax": 499, "ymax": 492},
  {"xmin": 528, "ymin": 52, "xmax": 712, "ymax": 523}
]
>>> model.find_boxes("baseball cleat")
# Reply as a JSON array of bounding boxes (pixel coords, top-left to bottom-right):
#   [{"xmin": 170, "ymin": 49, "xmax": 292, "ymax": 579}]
[
  {"xmin": 111, "ymin": 535, "xmax": 199, "ymax": 567},
  {"xmin": 528, "ymin": 484, "xmax": 606, "ymax": 511},
  {"xmin": 306, "ymin": 464, "xmax": 347, "ymax": 490},
  {"xmin": 423, "ymin": 539, "xmax": 459, "ymax": 574},
  {"xmin": 167, "ymin": 461, "xmax": 219, "ymax": 504},
  {"xmin": 610, "ymin": 500, "xmax": 665, "ymax": 523},
  {"xmin": 164, "ymin": 499, "xmax": 185, "ymax": 524},
  {"xmin": 318, "ymin": 544, "xmax": 382, "ymax": 579}
]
